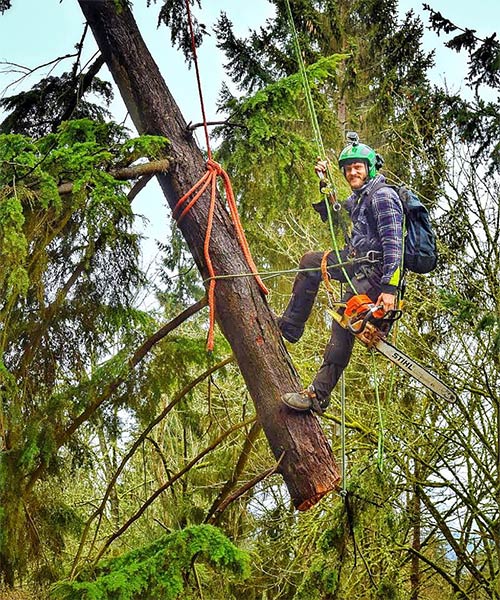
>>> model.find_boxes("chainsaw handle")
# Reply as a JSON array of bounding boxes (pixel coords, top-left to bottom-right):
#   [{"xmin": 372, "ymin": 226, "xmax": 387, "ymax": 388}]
[
  {"xmin": 347, "ymin": 304, "xmax": 383, "ymax": 334},
  {"xmin": 381, "ymin": 309, "xmax": 404, "ymax": 324},
  {"xmin": 347, "ymin": 306, "xmax": 403, "ymax": 334}
]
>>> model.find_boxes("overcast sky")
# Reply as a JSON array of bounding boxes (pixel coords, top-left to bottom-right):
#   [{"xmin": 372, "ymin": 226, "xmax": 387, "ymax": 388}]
[
  {"xmin": 1, "ymin": 1, "xmax": 498, "ymax": 126},
  {"xmin": 1, "ymin": 0, "xmax": 498, "ymax": 279}
]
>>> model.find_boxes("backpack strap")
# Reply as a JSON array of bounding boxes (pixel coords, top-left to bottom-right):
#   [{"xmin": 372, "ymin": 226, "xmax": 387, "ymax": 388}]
[{"xmin": 361, "ymin": 180, "xmax": 403, "ymax": 233}]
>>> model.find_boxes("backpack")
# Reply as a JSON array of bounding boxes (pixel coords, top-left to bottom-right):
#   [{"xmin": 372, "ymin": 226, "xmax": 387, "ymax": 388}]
[{"xmin": 368, "ymin": 183, "xmax": 438, "ymax": 275}]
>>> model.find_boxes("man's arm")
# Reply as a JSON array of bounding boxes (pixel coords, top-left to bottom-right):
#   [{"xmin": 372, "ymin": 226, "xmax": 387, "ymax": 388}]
[{"xmin": 371, "ymin": 187, "xmax": 404, "ymax": 305}]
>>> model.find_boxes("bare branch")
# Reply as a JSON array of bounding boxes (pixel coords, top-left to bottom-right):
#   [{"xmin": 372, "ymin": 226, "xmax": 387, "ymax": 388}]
[
  {"xmin": 92, "ymin": 416, "xmax": 256, "ymax": 565},
  {"xmin": 205, "ymin": 421, "xmax": 262, "ymax": 522},
  {"xmin": 0, "ymin": 54, "xmax": 78, "ymax": 95},
  {"xmin": 186, "ymin": 120, "xmax": 245, "ymax": 131},
  {"xmin": 127, "ymin": 173, "xmax": 154, "ymax": 202},
  {"xmin": 70, "ymin": 352, "xmax": 234, "ymax": 576},
  {"xmin": 207, "ymin": 454, "xmax": 284, "ymax": 525}
]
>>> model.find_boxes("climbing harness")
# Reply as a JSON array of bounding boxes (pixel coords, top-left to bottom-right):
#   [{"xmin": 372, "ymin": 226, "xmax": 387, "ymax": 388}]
[{"xmin": 177, "ymin": 0, "xmax": 268, "ymax": 350}]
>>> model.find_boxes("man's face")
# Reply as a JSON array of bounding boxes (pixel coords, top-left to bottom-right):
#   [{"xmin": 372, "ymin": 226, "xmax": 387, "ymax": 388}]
[{"xmin": 344, "ymin": 161, "xmax": 368, "ymax": 189}]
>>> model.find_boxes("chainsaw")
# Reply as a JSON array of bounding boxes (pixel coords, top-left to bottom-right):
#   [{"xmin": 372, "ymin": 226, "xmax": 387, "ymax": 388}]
[{"xmin": 329, "ymin": 294, "xmax": 457, "ymax": 403}]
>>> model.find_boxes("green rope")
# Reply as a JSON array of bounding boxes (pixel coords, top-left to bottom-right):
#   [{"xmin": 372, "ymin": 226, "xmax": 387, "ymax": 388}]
[
  {"xmin": 283, "ymin": 0, "xmax": 357, "ymax": 295},
  {"xmin": 340, "ymin": 343, "xmax": 347, "ymax": 492},
  {"xmin": 285, "ymin": 4, "xmax": 324, "ymax": 158},
  {"xmin": 283, "ymin": 0, "xmax": 359, "ymax": 495},
  {"xmin": 385, "ymin": 220, "xmax": 407, "ymax": 404}
]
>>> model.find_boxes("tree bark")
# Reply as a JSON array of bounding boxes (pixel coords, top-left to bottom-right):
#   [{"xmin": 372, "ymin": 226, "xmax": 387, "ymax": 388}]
[{"xmin": 77, "ymin": 0, "xmax": 339, "ymax": 510}]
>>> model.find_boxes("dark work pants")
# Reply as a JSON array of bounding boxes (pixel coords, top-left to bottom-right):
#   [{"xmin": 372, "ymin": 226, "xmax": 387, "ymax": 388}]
[{"xmin": 281, "ymin": 251, "xmax": 382, "ymax": 402}]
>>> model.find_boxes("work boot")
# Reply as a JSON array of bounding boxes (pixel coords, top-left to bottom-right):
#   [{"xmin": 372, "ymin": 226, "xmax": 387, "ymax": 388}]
[
  {"xmin": 277, "ymin": 317, "xmax": 304, "ymax": 343},
  {"xmin": 282, "ymin": 385, "xmax": 330, "ymax": 414}
]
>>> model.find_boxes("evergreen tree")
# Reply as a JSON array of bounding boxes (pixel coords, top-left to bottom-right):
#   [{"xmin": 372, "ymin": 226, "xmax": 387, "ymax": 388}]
[
  {"xmin": 214, "ymin": 0, "xmax": 443, "ymax": 180},
  {"xmin": 424, "ymin": 4, "xmax": 500, "ymax": 171},
  {"xmin": 1, "ymin": 2, "xmax": 499, "ymax": 598},
  {"xmin": 0, "ymin": 119, "xmax": 170, "ymax": 585}
]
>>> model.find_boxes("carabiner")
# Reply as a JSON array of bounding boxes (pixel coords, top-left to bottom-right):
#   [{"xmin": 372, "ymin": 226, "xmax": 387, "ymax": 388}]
[{"xmin": 365, "ymin": 250, "xmax": 382, "ymax": 264}]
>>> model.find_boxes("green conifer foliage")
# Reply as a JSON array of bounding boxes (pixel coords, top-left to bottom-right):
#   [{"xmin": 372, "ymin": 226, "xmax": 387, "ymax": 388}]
[
  {"xmin": 2, "ymin": 2, "xmax": 499, "ymax": 597},
  {"xmin": 0, "ymin": 73, "xmax": 113, "ymax": 137},
  {"xmin": 214, "ymin": 0, "xmax": 439, "ymax": 159},
  {"xmin": 51, "ymin": 525, "xmax": 250, "ymax": 600},
  {"xmin": 424, "ymin": 4, "xmax": 500, "ymax": 173},
  {"xmin": 0, "ymin": 119, "xmax": 170, "ymax": 585}
]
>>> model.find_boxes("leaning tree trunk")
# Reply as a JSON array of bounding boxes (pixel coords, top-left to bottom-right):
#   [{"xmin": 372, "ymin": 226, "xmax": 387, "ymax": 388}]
[{"xmin": 78, "ymin": 0, "xmax": 339, "ymax": 510}]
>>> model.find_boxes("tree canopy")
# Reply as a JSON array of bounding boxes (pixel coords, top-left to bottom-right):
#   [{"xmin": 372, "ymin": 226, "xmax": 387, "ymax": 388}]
[{"xmin": 0, "ymin": 1, "xmax": 499, "ymax": 599}]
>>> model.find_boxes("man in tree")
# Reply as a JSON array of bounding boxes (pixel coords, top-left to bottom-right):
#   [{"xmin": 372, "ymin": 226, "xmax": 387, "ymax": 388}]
[{"xmin": 279, "ymin": 133, "xmax": 404, "ymax": 414}]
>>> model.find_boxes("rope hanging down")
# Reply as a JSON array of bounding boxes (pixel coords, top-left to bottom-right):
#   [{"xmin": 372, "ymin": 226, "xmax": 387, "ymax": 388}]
[
  {"xmin": 284, "ymin": 0, "xmax": 355, "ymax": 492},
  {"xmin": 177, "ymin": 0, "xmax": 268, "ymax": 351},
  {"xmin": 283, "ymin": 0, "xmax": 356, "ymax": 295}
]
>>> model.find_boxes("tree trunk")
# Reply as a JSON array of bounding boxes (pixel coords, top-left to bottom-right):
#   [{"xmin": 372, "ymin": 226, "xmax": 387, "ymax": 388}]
[{"xmin": 77, "ymin": 0, "xmax": 340, "ymax": 510}]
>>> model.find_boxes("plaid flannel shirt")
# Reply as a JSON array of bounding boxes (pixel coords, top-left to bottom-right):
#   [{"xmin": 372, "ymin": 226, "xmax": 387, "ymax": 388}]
[{"xmin": 345, "ymin": 175, "xmax": 404, "ymax": 293}]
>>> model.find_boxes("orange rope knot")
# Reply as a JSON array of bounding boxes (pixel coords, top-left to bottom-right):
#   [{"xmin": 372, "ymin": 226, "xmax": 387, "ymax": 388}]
[
  {"xmin": 206, "ymin": 158, "xmax": 223, "ymax": 176},
  {"xmin": 180, "ymin": 0, "xmax": 267, "ymax": 351},
  {"xmin": 173, "ymin": 159, "xmax": 268, "ymax": 351}
]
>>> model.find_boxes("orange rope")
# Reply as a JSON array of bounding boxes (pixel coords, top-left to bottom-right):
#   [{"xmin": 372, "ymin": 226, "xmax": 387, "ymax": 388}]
[
  {"xmin": 172, "ymin": 169, "xmax": 212, "ymax": 222},
  {"xmin": 174, "ymin": 162, "xmax": 268, "ymax": 350},
  {"xmin": 321, "ymin": 250, "xmax": 335, "ymax": 294},
  {"xmin": 204, "ymin": 170, "xmax": 217, "ymax": 350},
  {"xmin": 177, "ymin": 1, "xmax": 268, "ymax": 350},
  {"xmin": 184, "ymin": 0, "xmax": 212, "ymax": 159}
]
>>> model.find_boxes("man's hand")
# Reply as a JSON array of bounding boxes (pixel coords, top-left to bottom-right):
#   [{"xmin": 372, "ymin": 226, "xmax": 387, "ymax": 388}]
[
  {"xmin": 314, "ymin": 157, "xmax": 330, "ymax": 179},
  {"xmin": 376, "ymin": 292, "xmax": 396, "ymax": 313}
]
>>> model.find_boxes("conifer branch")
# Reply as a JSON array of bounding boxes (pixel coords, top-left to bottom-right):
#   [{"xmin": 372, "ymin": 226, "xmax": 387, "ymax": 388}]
[
  {"xmin": 16, "ymin": 156, "xmax": 169, "ymax": 376},
  {"xmin": 57, "ymin": 158, "xmax": 171, "ymax": 194},
  {"xmin": 25, "ymin": 296, "xmax": 209, "ymax": 496}
]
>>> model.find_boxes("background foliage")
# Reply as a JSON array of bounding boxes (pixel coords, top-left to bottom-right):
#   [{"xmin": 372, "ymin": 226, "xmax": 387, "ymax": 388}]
[{"xmin": 0, "ymin": 1, "xmax": 499, "ymax": 599}]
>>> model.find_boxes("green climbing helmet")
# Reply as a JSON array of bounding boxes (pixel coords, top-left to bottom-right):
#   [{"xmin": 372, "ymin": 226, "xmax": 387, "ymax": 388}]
[{"xmin": 338, "ymin": 132, "xmax": 381, "ymax": 179}]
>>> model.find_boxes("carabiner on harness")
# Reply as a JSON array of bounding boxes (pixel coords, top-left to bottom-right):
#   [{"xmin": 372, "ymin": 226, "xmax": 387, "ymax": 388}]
[{"xmin": 364, "ymin": 250, "xmax": 382, "ymax": 264}]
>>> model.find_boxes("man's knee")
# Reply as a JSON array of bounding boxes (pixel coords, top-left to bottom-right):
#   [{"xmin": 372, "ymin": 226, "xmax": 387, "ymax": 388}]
[
  {"xmin": 299, "ymin": 251, "xmax": 322, "ymax": 270},
  {"xmin": 323, "ymin": 342, "xmax": 351, "ymax": 368}
]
